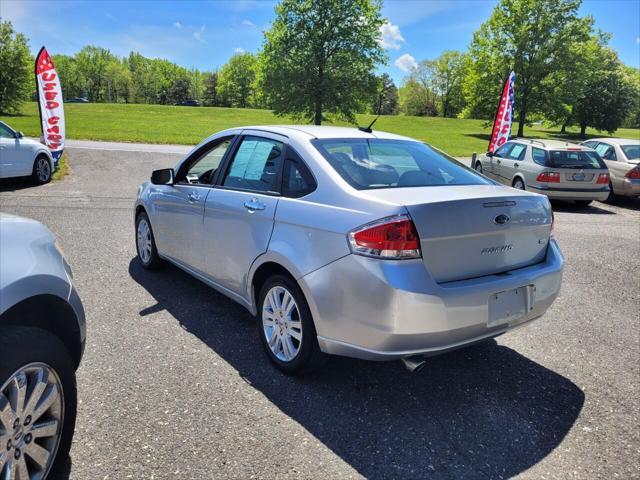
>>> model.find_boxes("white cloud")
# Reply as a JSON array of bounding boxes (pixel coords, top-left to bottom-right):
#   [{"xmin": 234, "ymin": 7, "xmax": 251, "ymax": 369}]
[
  {"xmin": 242, "ymin": 20, "xmax": 255, "ymax": 27},
  {"xmin": 234, "ymin": 47, "xmax": 245, "ymax": 54},
  {"xmin": 174, "ymin": 21, "xmax": 182, "ymax": 29},
  {"xmin": 379, "ymin": 22, "xmax": 404, "ymax": 50},
  {"xmin": 394, "ymin": 53, "xmax": 418, "ymax": 73},
  {"xmin": 193, "ymin": 26, "xmax": 207, "ymax": 44}
]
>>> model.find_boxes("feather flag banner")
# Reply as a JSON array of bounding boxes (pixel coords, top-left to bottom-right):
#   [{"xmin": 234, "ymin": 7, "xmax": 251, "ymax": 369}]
[
  {"xmin": 35, "ymin": 47, "xmax": 65, "ymax": 165},
  {"xmin": 488, "ymin": 71, "xmax": 516, "ymax": 153}
]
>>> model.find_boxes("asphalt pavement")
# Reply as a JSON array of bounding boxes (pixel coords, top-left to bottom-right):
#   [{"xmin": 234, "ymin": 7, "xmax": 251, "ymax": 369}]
[{"xmin": 0, "ymin": 144, "xmax": 638, "ymax": 479}]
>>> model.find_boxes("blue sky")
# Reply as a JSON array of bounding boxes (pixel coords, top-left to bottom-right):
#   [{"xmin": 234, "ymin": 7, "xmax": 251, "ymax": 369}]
[{"xmin": 2, "ymin": 0, "xmax": 639, "ymax": 85}]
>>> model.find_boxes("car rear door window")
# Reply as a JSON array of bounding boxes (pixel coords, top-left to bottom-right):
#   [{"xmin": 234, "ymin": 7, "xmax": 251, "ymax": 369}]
[
  {"xmin": 507, "ymin": 144, "xmax": 526, "ymax": 160},
  {"xmin": 594, "ymin": 143, "xmax": 616, "ymax": 161},
  {"xmin": 282, "ymin": 148, "xmax": 316, "ymax": 198},
  {"xmin": 223, "ymin": 136, "xmax": 284, "ymax": 193},
  {"xmin": 532, "ymin": 147, "xmax": 547, "ymax": 166}
]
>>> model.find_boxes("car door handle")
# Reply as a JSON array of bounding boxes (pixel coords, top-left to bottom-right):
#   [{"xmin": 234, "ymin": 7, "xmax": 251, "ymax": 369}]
[
  {"xmin": 514, "ymin": 163, "xmax": 519, "ymax": 168},
  {"xmin": 244, "ymin": 198, "xmax": 266, "ymax": 211},
  {"xmin": 496, "ymin": 159, "xmax": 501, "ymax": 164},
  {"xmin": 188, "ymin": 192, "xmax": 201, "ymax": 203}
]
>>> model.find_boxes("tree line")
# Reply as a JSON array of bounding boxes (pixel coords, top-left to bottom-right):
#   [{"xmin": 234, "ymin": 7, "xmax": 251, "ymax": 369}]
[{"xmin": 1, "ymin": 0, "xmax": 638, "ymax": 136}]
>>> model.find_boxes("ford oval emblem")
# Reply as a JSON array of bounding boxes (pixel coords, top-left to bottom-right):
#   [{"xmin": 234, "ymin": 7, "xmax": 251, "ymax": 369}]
[{"xmin": 493, "ymin": 214, "xmax": 510, "ymax": 225}]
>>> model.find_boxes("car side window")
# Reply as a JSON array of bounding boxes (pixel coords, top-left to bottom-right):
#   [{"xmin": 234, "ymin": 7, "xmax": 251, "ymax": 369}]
[
  {"xmin": 507, "ymin": 143, "xmax": 526, "ymax": 161},
  {"xmin": 594, "ymin": 143, "xmax": 616, "ymax": 161},
  {"xmin": 222, "ymin": 136, "xmax": 284, "ymax": 193},
  {"xmin": 282, "ymin": 148, "xmax": 316, "ymax": 198},
  {"xmin": 494, "ymin": 143, "xmax": 513, "ymax": 158},
  {"xmin": 532, "ymin": 147, "xmax": 547, "ymax": 166},
  {"xmin": 179, "ymin": 137, "xmax": 233, "ymax": 185},
  {"xmin": 0, "ymin": 124, "xmax": 15, "ymax": 139},
  {"xmin": 583, "ymin": 141, "xmax": 597, "ymax": 149}
]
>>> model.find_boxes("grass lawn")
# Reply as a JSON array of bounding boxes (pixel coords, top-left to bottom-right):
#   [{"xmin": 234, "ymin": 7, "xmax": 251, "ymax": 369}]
[{"xmin": 3, "ymin": 102, "xmax": 638, "ymax": 157}]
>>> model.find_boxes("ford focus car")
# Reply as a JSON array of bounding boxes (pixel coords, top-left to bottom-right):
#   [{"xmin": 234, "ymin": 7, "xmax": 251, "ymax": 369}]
[
  {"xmin": 134, "ymin": 126, "xmax": 563, "ymax": 374},
  {"xmin": 474, "ymin": 139, "xmax": 609, "ymax": 208}
]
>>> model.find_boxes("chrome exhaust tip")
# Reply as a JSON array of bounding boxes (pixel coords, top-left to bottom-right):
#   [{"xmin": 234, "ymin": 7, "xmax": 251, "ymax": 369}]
[{"xmin": 401, "ymin": 355, "xmax": 427, "ymax": 373}]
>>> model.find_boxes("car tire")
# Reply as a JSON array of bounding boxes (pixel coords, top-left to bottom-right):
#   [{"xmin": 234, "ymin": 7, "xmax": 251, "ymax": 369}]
[
  {"xmin": 135, "ymin": 211, "xmax": 163, "ymax": 269},
  {"xmin": 0, "ymin": 327, "xmax": 77, "ymax": 480},
  {"xmin": 258, "ymin": 274, "xmax": 326, "ymax": 375},
  {"xmin": 474, "ymin": 162, "xmax": 483, "ymax": 173},
  {"xmin": 513, "ymin": 178, "xmax": 525, "ymax": 190},
  {"xmin": 574, "ymin": 200, "xmax": 592, "ymax": 208},
  {"xmin": 31, "ymin": 155, "xmax": 52, "ymax": 185}
]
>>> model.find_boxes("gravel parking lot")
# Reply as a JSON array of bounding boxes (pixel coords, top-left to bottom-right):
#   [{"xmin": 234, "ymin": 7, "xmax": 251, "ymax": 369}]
[{"xmin": 1, "ymin": 145, "xmax": 638, "ymax": 479}]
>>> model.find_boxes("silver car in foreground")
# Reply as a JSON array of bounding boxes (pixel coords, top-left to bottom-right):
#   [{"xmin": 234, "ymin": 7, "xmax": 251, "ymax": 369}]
[
  {"xmin": 581, "ymin": 138, "xmax": 640, "ymax": 200},
  {"xmin": 0, "ymin": 213, "xmax": 86, "ymax": 479},
  {"xmin": 475, "ymin": 139, "xmax": 610, "ymax": 207},
  {"xmin": 135, "ymin": 126, "xmax": 563, "ymax": 374}
]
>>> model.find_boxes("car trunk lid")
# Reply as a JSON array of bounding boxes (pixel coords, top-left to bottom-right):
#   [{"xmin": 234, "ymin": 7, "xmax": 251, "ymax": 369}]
[{"xmin": 362, "ymin": 185, "xmax": 552, "ymax": 283}]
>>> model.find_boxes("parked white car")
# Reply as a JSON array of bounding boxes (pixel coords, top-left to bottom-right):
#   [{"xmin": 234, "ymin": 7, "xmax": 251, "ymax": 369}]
[
  {"xmin": 0, "ymin": 121, "xmax": 54, "ymax": 184},
  {"xmin": 581, "ymin": 138, "xmax": 640, "ymax": 200}
]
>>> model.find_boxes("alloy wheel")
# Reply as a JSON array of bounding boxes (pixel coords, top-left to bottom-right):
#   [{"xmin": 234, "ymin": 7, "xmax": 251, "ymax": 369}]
[
  {"xmin": 262, "ymin": 286, "xmax": 303, "ymax": 362},
  {"xmin": 137, "ymin": 218, "xmax": 152, "ymax": 264},
  {"xmin": 0, "ymin": 363, "xmax": 64, "ymax": 480},
  {"xmin": 36, "ymin": 159, "xmax": 50, "ymax": 183}
]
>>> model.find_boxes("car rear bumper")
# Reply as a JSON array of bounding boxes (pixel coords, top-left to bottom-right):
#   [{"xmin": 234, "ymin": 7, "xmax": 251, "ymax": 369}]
[
  {"xmin": 300, "ymin": 239, "xmax": 563, "ymax": 361},
  {"xmin": 616, "ymin": 178, "xmax": 640, "ymax": 197},
  {"xmin": 526, "ymin": 184, "xmax": 609, "ymax": 201}
]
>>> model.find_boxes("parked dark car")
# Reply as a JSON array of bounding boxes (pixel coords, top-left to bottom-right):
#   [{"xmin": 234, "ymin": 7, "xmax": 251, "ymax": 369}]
[
  {"xmin": 176, "ymin": 100, "xmax": 201, "ymax": 107},
  {"xmin": 0, "ymin": 213, "xmax": 86, "ymax": 479},
  {"xmin": 66, "ymin": 97, "xmax": 89, "ymax": 103}
]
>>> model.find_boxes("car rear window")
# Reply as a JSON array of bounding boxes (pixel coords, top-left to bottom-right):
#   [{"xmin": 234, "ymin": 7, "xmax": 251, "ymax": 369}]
[
  {"xmin": 621, "ymin": 145, "xmax": 640, "ymax": 161},
  {"xmin": 548, "ymin": 150, "xmax": 606, "ymax": 169},
  {"xmin": 312, "ymin": 138, "xmax": 492, "ymax": 190}
]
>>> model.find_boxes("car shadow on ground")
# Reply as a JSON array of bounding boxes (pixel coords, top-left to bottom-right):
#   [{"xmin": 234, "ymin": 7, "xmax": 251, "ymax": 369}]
[
  {"xmin": 0, "ymin": 177, "xmax": 38, "ymax": 192},
  {"xmin": 129, "ymin": 259, "xmax": 584, "ymax": 479},
  {"xmin": 551, "ymin": 200, "xmax": 616, "ymax": 215}
]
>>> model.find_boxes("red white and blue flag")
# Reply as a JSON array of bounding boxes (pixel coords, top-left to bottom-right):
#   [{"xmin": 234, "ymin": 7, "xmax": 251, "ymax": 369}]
[
  {"xmin": 488, "ymin": 71, "xmax": 515, "ymax": 153},
  {"xmin": 35, "ymin": 47, "xmax": 65, "ymax": 165}
]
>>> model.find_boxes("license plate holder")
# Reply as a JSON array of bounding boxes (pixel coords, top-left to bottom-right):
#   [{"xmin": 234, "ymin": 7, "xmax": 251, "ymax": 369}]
[{"xmin": 488, "ymin": 285, "xmax": 535, "ymax": 327}]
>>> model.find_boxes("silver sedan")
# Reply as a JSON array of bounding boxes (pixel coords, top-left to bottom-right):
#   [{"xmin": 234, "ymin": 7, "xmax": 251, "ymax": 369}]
[{"xmin": 134, "ymin": 126, "xmax": 563, "ymax": 374}]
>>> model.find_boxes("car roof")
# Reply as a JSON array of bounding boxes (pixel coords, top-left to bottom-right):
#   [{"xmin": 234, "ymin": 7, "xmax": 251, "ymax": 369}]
[
  {"xmin": 510, "ymin": 138, "xmax": 592, "ymax": 151},
  {"xmin": 229, "ymin": 125, "xmax": 416, "ymax": 141},
  {"xmin": 584, "ymin": 137, "xmax": 640, "ymax": 146}
]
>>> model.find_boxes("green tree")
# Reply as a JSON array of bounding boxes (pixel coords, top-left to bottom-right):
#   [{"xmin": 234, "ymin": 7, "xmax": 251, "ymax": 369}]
[
  {"xmin": 217, "ymin": 53, "xmax": 257, "ymax": 108},
  {"xmin": 571, "ymin": 43, "xmax": 634, "ymax": 137},
  {"xmin": 75, "ymin": 46, "xmax": 117, "ymax": 102},
  {"xmin": 52, "ymin": 54, "xmax": 88, "ymax": 100},
  {"xmin": 0, "ymin": 21, "xmax": 32, "ymax": 114},
  {"xmin": 104, "ymin": 60, "xmax": 131, "ymax": 103},
  {"xmin": 169, "ymin": 75, "xmax": 191, "ymax": 104},
  {"xmin": 463, "ymin": 0, "xmax": 590, "ymax": 135},
  {"xmin": 398, "ymin": 77, "xmax": 438, "ymax": 116},
  {"xmin": 371, "ymin": 73, "xmax": 398, "ymax": 115},
  {"xmin": 203, "ymin": 71, "xmax": 218, "ymax": 106},
  {"xmin": 623, "ymin": 66, "xmax": 640, "ymax": 129},
  {"xmin": 258, "ymin": 0, "xmax": 386, "ymax": 124},
  {"xmin": 426, "ymin": 51, "xmax": 466, "ymax": 117}
]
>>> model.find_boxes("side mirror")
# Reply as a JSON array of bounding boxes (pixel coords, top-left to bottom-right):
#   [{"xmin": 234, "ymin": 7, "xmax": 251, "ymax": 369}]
[
  {"xmin": 151, "ymin": 168, "xmax": 174, "ymax": 185},
  {"xmin": 16, "ymin": 131, "xmax": 24, "ymax": 138}
]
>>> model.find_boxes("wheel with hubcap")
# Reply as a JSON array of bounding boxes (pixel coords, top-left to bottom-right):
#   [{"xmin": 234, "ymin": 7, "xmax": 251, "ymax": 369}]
[
  {"xmin": 474, "ymin": 162, "xmax": 483, "ymax": 173},
  {"xmin": 258, "ymin": 275, "xmax": 325, "ymax": 374},
  {"xmin": 136, "ymin": 211, "xmax": 162, "ymax": 269},
  {"xmin": 513, "ymin": 178, "xmax": 525, "ymax": 190},
  {"xmin": 31, "ymin": 155, "xmax": 51, "ymax": 185},
  {"xmin": 0, "ymin": 327, "xmax": 76, "ymax": 480}
]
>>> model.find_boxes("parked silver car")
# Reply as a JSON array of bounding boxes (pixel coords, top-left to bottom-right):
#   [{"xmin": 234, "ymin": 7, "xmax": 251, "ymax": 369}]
[
  {"xmin": 0, "ymin": 213, "xmax": 86, "ymax": 479},
  {"xmin": 135, "ymin": 126, "xmax": 563, "ymax": 374},
  {"xmin": 580, "ymin": 138, "xmax": 640, "ymax": 200},
  {"xmin": 474, "ymin": 139, "xmax": 610, "ymax": 208}
]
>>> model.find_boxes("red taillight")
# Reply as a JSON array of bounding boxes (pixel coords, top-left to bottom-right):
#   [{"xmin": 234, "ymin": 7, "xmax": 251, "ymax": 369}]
[
  {"xmin": 625, "ymin": 167, "xmax": 640, "ymax": 180},
  {"xmin": 536, "ymin": 172, "xmax": 561, "ymax": 183},
  {"xmin": 596, "ymin": 173, "xmax": 610, "ymax": 184},
  {"xmin": 349, "ymin": 215, "xmax": 421, "ymax": 259}
]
